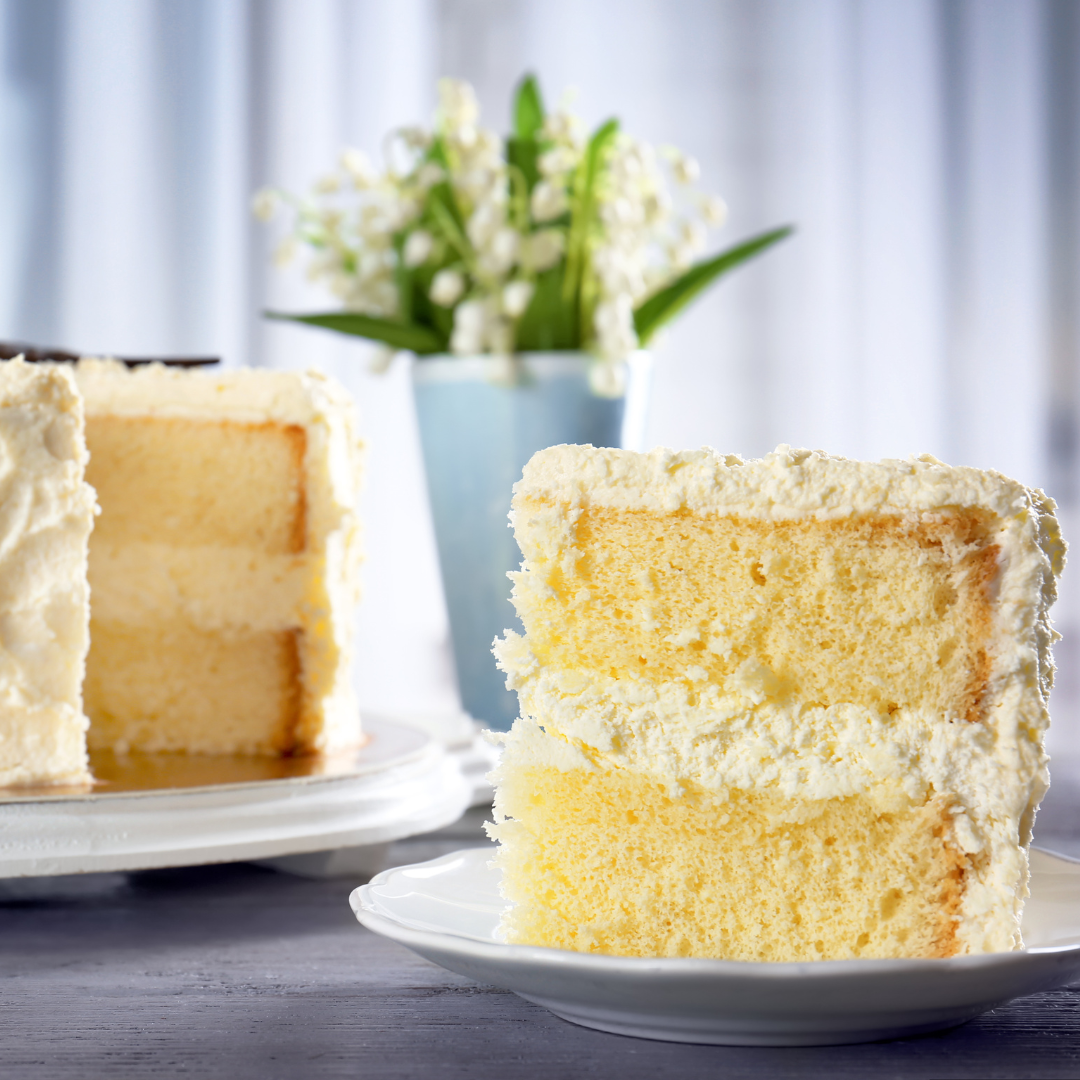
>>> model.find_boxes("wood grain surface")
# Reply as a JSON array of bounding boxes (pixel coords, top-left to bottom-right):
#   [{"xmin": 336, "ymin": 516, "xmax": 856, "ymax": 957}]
[{"xmin": 2, "ymin": 786, "xmax": 1079, "ymax": 1080}]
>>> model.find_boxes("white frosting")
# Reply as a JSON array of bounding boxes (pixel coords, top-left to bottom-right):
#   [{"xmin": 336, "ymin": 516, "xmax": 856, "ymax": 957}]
[
  {"xmin": 0, "ymin": 360, "xmax": 96, "ymax": 784},
  {"xmin": 496, "ymin": 444, "xmax": 1064, "ymax": 953}
]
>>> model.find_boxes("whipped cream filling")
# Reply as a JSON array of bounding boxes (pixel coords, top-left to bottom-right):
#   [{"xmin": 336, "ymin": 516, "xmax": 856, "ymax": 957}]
[{"xmin": 89, "ymin": 543, "xmax": 309, "ymax": 632}]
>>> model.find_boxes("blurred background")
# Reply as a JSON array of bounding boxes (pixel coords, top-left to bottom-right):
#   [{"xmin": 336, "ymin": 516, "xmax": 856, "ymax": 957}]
[{"xmin": 1, "ymin": 0, "xmax": 1078, "ymax": 769}]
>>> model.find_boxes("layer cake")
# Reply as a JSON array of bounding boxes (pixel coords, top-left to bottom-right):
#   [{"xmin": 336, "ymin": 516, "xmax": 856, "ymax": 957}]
[
  {"xmin": 489, "ymin": 444, "xmax": 1064, "ymax": 960},
  {"xmin": 75, "ymin": 359, "xmax": 364, "ymax": 759}
]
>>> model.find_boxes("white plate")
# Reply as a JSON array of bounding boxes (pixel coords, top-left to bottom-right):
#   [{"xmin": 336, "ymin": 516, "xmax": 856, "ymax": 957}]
[
  {"xmin": 351, "ymin": 846, "xmax": 1080, "ymax": 1046},
  {"xmin": 0, "ymin": 718, "xmax": 471, "ymax": 878}
]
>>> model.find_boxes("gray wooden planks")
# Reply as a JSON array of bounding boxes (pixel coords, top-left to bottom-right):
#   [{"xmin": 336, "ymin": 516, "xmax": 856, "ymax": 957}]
[{"xmin": 0, "ymin": 793, "xmax": 1077, "ymax": 1079}]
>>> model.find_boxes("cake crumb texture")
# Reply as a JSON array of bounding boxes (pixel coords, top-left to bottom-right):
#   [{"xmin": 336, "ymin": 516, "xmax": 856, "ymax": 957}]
[
  {"xmin": 494, "ymin": 765, "xmax": 966, "ymax": 961},
  {"xmin": 76, "ymin": 358, "xmax": 364, "ymax": 758}
]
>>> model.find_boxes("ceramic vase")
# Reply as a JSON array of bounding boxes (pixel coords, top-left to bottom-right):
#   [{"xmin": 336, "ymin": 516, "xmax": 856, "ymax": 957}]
[{"xmin": 412, "ymin": 351, "xmax": 651, "ymax": 731}]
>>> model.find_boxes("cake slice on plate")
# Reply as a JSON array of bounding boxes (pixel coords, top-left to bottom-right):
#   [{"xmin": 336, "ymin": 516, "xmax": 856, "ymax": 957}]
[
  {"xmin": 0, "ymin": 359, "xmax": 96, "ymax": 785},
  {"xmin": 489, "ymin": 444, "xmax": 1064, "ymax": 960}
]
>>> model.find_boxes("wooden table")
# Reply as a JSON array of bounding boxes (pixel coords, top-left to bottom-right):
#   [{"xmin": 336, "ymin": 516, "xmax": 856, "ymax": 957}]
[{"xmin": 3, "ymin": 781, "xmax": 1080, "ymax": 1079}]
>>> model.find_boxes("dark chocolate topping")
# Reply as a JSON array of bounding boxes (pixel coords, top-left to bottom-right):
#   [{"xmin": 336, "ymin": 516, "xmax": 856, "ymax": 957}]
[{"xmin": 0, "ymin": 342, "xmax": 219, "ymax": 368}]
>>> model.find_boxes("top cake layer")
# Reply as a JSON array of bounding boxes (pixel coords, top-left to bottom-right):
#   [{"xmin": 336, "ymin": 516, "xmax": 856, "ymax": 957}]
[
  {"xmin": 75, "ymin": 358, "xmax": 362, "ymax": 547},
  {"xmin": 507, "ymin": 445, "xmax": 1062, "ymax": 726}
]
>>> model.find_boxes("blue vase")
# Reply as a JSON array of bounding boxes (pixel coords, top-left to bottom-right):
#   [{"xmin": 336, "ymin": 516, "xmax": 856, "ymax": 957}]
[{"xmin": 412, "ymin": 352, "xmax": 651, "ymax": 731}]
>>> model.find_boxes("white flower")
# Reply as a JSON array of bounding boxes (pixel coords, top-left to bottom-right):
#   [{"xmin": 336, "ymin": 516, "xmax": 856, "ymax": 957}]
[
  {"xmin": 430, "ymin": 269, "xmax": 465, "ymax": 307},
  {"xmin": 403, "ymin": 229, "xmax": 434, "ymax": 268},
  {"xmin": 680, "ymin": 220, "xmax": 707, "ymax": 254},
  {"xmin": 594, "ymin": 293, "xmax": 638, "ymax": 361},
  {"xmin": 451, "ymin": 299, "xmax": 489, "ymax": 354},
  {"xmin": 273, "ymin": 236, "xmax": 297, "ymax": 267},
  {"xmin": 340, "ymin": 148, "xmax": 378, "ymax": 188},
  {"xmin": 588, "ymin": 359, "xmax": 628, "ymax": 398},
  {"xmin": 251, "ymin": 188, "xmax": 279, "ymax": 222},
  {"xmin": 397, "ymin": 126, "xmax": 431, "ymax": 150},
  {"xmin": 457, "ymin": 167, "xmax": 504, "ymax": 203},
  {"xmin": 314, "ymin": 173, "xmax": 340, "ymax": 194},
  {"xmin": 593, "ymin": 245, "xmax": 647, "ymax": 300},
  {"xmin": 672, "ymin": 155, "xmax": 700, "ymax": 184},
  {"xmin": 416, "ymin": 162, "xmax": 445, "ymax": 190},
  {"xmin": 538, "ymin": 147, "xmax": 578, "ymax": 177},
  {"xmin": 502, "ymin": 280, "xmax": 534, "ymax": 317},
  {"xmin": 531, "ymin": 181, "xmax": 568, "ymax": 223},
  {"xmin": 368, "ymin": 346, "xmax": 397, "ymax": 374},
  {"xmin": 467, "ymin": 202, "xmax": 503, "ymax": 248},
  {"xmin": 642, "ymin": 189, "xmax": 672, "ymax": 225},
  {"xmin": 521, "ymin": 229, "xmax": 565, "ymax": 272},
  {"xmin": 473, "ymin": 129, "xmax": 502, "ymax": 166},
  {"xmin": 485, "ymin": 352, "xmax": 520, "ymax": 386},
  {"xmin": 487, "ymin": 317, "xmax": 514, "ymax": 355},
  {"xmin": 451, "ymin": 124, "xmax": 478, "ymax": 150},
  {"xmin": 438, "ymin": 78, "xmax": 480, "ymax": 130},
  {"xmin": 542, "ymin": 110, "xmax": 583, "ymax": 147},
  {"xmin": 702, "ymin": 194, "xmax": 728, "ymax": 227},
  {"xmin": 481, "ymin": 227, "xmax": 520, "ymax": 276},
  {"xmin": 670, "ymin": 242, "xmax": 695, "ymax": 271}
]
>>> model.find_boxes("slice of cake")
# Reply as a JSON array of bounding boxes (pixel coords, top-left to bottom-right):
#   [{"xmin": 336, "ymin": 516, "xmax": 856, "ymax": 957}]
[
  {"xmin": 74, "ymin": 358, "xmax": 363, "ymax": 757},
  {"xmin": 489, "ymin": 444, "xmax": 1064, "ymax": 960},
  {"xmin": 0, "ymin": 359, "xmax": 96, "ymax": 785}
]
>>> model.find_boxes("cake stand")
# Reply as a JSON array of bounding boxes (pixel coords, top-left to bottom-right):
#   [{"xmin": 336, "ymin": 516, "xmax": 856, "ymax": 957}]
[{"xmin": 0, "ymin": 716, "xmax": 472, "ymax": 879}]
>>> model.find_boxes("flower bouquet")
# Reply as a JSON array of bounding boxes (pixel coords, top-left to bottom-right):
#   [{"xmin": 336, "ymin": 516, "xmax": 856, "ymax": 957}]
[
  {"xmin": 255, "ymin": 76, "xmax": 791, "ymax": 729},
  {"xmin": 255, "ymin": 75, "xmax": 790, "ymax": 391}
]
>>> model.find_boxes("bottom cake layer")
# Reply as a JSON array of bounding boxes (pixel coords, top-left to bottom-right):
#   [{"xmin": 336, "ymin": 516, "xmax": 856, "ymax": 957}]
[
  {"xmin": 490, "ymin": 764, "xmax": 969, "ymax": 961},
  {"xmin": 85, "ymin": 622, "xmax": 303, "ymax": 755}
]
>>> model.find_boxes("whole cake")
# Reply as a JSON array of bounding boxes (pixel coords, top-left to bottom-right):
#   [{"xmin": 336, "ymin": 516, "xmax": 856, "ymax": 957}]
[
  {"xmin": 75, "ymin": 358, "xmax": 364, "ymax": 759},
  {"xmin": 489, "ymin": 444, "xmax": 1064, "ymax": 960},
  {"xmin": 0, "ymin": 360, "xmax": 96, "ymax": 785}
]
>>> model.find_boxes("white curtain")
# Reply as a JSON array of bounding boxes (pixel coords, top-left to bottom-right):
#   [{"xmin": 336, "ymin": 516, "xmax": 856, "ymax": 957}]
[{"xmin": 2, "ymin": 0, "xmax": 1078, "ymax": 758}]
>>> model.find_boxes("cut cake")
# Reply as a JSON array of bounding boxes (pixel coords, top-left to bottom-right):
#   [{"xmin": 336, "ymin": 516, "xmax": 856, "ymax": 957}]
[
  {"xmin": 0, "ymin": 357, "xmax": 364, "ymax": 786},
  {"xmin": 489, "ymin": 444, "xmax": 1064, "ymax": 960},
  {"xmin": 0, "ymin": 360, "xmax": 96, "ymax": 785},
  {"xmin": 76, "ymin": 358, "xmax": 364, "ymax": 759}
]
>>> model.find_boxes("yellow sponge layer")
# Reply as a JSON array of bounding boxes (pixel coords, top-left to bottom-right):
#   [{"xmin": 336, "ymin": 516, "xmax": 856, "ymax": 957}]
[
  {"xmin": 85, "ymin": 623, "xmax": 301, "ymax": 755},
  {"xmin": 86, "ymin": 416, "xmax": 307, "ymax": 554},
  {"xmin": 492, "ymin": 764, "xmax": 966, "ymax": 961},
  {"xmin": 515, "ymin": 504, "xmax": 996, "ymax": 719}
]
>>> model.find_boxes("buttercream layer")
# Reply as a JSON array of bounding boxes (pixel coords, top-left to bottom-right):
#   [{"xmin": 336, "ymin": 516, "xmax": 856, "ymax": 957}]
[{"xmin": 89, "ymin": 542, "xmax": 307, "ymax": 632}]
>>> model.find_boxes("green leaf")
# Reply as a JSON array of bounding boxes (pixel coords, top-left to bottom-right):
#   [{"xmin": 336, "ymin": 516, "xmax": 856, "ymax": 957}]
[
  {"xmin": 507, "ymin": 137, "xmax": 541, "ymax": 192},
  {"xmin": 564, "ymin": 118, "xmax": 619, "ymax": 336},
  {"xmin": 633, "ymin": 226, "xmax": 795, "ymax": 345},
  {"xmin": 392, "ymin": 235, "xmax": 414, "ymax": 326},
  {"xmin": 515, "ymin": 262, "xmax": 579, "ymax": 351},
  {"xmin": 265, "ymin": 311, "xmax": 447, "ymax": 354},
  {"xmin": 513, "ymin": 74, "xmax": 545, "ymax": 140}
]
